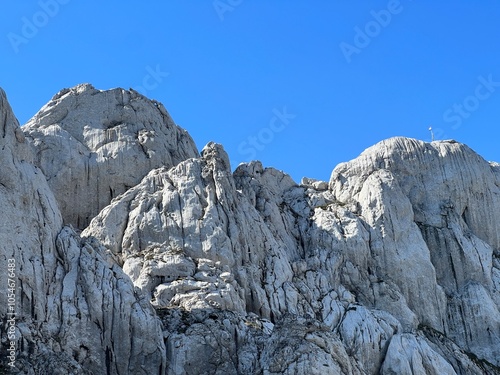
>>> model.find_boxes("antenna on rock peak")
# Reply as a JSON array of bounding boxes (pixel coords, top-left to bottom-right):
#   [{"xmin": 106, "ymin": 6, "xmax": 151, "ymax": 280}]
[{"xmin": 429, "ymin": 126, "xmax": 434, "ymax": 141}]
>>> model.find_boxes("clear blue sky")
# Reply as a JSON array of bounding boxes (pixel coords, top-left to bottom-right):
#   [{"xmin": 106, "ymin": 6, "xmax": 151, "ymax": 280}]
[{"xmin": 1, "ymin": 1, "xmax": 500, "ymax": 182}]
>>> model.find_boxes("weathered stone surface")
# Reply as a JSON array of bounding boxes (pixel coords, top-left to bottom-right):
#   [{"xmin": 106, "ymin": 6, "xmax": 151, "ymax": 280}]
[
  {"xmin": 330, "ymin": 138, "xmax": 500, "ymax": 250},
  {"xmin": 0, "ymin": 88, "xmax": 166, "ymax": 374},
  {"xmin": 83, "ymin": 143, "xmax": 294, "ymax": 319},
  {"xmin": 329, "ymin": 137, "xmax": 500, "ymax": 367},
  {"xmin": 0, "ymin": 87, "xmax": 64, "ymax": 371},
  {"xmin": 2, "ymin": 85, "xmax": 500, "ymax": 374},
  {"xmin": 23, "ymin": 84, "xmax": 199, "ymax": 229},
  {"xmin": 380, "ymin": 333, "xmax": 457, "ymax": 375},
  {"xmin": 83, "ymin": 136, "xmax": 500, "ymax": 373}
]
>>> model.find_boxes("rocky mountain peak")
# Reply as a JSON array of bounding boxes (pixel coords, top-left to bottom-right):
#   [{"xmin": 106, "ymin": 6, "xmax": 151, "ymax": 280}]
[
  {"xmin": 23, "ymin": 84, "xmax": 199, "ymax": 229},
  {"xmin": 1, "ymin": 86, "xmax": 499, "ymax": 374},
  {"xmin": 330, "ymin": 136, "xmax": 500, "ymax": 249}
]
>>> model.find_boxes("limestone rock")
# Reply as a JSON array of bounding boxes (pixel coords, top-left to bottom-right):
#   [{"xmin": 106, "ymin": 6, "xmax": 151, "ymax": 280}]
[
  {"xmin": 330, "ymin": 137, "xmax": 500, "ymax": 367},
  {"xmin": 0, "ymin": 87, "xmax": 63, "ymax": 351},
  {"xmin": 380, "ymin": 334, "xmax": 457, "ymax": 375},
  {"xmin": 2, "ymin": 84, "xmax": 500, "ymax": 374},
  {"xmin": 0, "ymin": 88, "xmax": 166, "ymax": 374},
  {"xmin": 23, "ymin": 84, "xmax": 199, "ymax": 228},
  {"xmin": 84, "ymin": 134, "xmax": 500, "ymax": 373},
  {"xmin": 83, "ymin": 143, "xmax": 294, "ymax": 318},
  {"xmin": 330, "ymin": 137, "xmax": 500, "ymax": 249}
]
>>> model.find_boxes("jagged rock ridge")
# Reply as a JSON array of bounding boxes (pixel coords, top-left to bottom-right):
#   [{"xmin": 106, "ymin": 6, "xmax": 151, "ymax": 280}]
[{"xmin": 1, "ymin": 85, "xmax": 499, "ymax": 374}]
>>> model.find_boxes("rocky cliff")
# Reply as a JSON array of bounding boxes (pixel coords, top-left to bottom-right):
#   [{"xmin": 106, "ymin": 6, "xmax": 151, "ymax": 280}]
[
  {"xmin": 1, "ymin": 85, "xmax": 499, "ymax": 374},
  {"xmin": 23, "ymin": 84, "xmax": 199, "ymax": 229}
]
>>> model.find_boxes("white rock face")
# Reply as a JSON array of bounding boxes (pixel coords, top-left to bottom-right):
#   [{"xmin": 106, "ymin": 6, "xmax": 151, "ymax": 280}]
[
  {"xmin": 0, "ymin": 88, "xmax": 166, "ymax": 374},
  {"xmin": 84, "ymin": 136, "xmax": 500, "ymax": 373},
  {"xmin": 2, "ymin": 86, "xmax": 499, "ymax": 374},
  {"xmin": 24, "ymin": 84, "xmax": 199, "ymax": 228},
  {"xmin": 380, "ymin": 334, "xmax": 457, "ymax": 375},
  {"xmin": 83, "ymin": 143, "xmax": 293, "ymax": 318},
  {"xmin": 330, "ymin": 137, "xmax": 500, "ymax": 367},
  {"xmin": 0, "ymin": 88, "xmax": 63, "ymax": 344}
]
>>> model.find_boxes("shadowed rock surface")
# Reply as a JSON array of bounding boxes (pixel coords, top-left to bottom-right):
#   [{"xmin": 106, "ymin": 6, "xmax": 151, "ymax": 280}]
[{"xmin": 1, "ymin": 85, "xmax": 499, "ymax": 374}]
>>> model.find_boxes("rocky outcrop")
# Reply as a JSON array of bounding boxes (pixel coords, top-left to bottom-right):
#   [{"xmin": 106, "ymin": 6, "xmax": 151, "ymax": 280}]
[
  {"xmin": 83, "ymin": 136, "xmax": 500, "ymax": 373},
  {"xmin": 0, "ymin": 88, "xmax": 166, "ymax": 374},
  {"xmin": 0, "ymin": 87, "xmax": 64, "ymax": 371},
  {"xmin": 1, "ymin": 85, "xmax": 499, "ymax": 374},
  {"xmin": 83, "ymin": 143, "xmax": 297, "ymax": 319},
  {"xmin": 329, "ymin": 138, "xmax": 500, "ymax": 367},
  {"xmin": 23, "ymin": 84, "xmax": 199, "ymax": 229}
]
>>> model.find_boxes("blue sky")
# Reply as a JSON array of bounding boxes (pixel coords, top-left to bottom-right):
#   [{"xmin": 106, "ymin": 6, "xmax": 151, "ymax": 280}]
[{"xmin": 1, "ymin": 1, "xmax": 500, "ymax": 182}]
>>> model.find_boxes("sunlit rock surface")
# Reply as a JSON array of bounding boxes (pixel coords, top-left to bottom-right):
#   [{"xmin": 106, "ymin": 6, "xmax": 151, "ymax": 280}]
[
  {"xmin": 0, "ymin": 85, "xmax": 498, "ymax": 374},
  {"xmin": 23, "ymin": 84, "xmax": 199, "ymax": 229},
  {"xmin": 0, "ymin": 88, "xmax": 166, "ymax": 374}
]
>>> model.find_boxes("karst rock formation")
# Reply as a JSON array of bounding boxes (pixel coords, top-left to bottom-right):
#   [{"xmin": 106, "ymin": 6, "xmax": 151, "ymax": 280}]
[{"xmin": 1, "ymin": 84, "xmax": 499, "ymax": 374}]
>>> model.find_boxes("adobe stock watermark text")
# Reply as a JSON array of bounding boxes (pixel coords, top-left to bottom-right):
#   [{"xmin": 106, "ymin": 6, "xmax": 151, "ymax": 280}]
[
  {"xmin": 237, "ymin": 107, "xmax": 296, "ymax": 161},
  {"xmin": 340, "ymin": 0, "xmax": 412, "ymax": 63},
  {"xmin": 6, "ymin": 258, "xmax": 18, "ymax": 369},
  {"xmin": 7, "ymin": 0, "xmax": 71, "ymax": 54}
]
